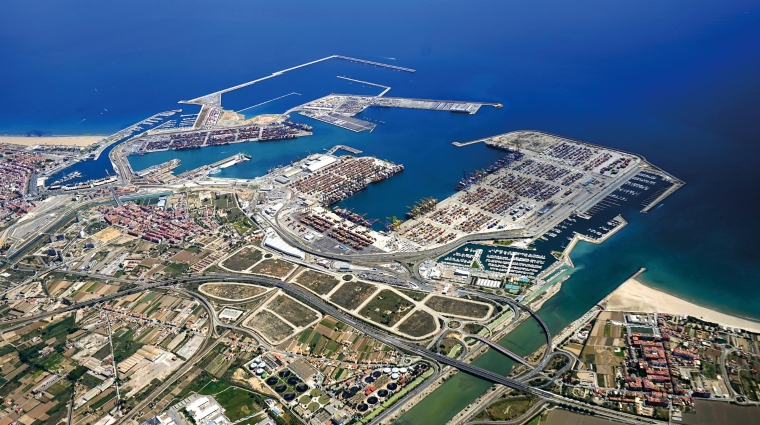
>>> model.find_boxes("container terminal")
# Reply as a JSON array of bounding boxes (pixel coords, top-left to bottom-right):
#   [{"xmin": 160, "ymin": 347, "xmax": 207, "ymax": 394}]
[{"xmin": 256, "ymin": 131, "xmax": 682, "ymax": 259}]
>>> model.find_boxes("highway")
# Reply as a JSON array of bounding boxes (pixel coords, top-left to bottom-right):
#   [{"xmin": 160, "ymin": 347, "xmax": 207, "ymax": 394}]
[{"xmin": 0, "ymin": 271, "xmax": 663, "ymax": 424}]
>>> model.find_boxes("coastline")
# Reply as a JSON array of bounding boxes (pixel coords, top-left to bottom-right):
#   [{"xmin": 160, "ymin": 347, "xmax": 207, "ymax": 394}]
[
  {"xmin": 603, "ymin": 278, "xmax": 760, "ymax": 333},
  {"xmin": 0, "ymin": 135, "xmax": 106, "ymax": 147}
]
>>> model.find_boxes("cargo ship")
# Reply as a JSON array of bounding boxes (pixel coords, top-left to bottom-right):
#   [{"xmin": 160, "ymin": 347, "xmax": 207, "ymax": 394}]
[{"xmin": 456, "ymin": 152, "xmax": 524, "ymax": 190}]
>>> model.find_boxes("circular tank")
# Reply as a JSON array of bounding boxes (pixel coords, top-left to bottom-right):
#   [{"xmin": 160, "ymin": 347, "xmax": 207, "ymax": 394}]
[
  {"xmin": 287, "ymin": 376, "xmax": 299, "ymax": 385},
  {"xmin": 278, "ymin": 370, "xmax": 291, "ymax": 378},
  {"xmin": 249, "ymin": 362, "xmax": 258, "ymax": 370},
  {"xmin": 350, "ymin": 386, "xmax": 360, "ymax": 393},
  {"xmin": 391, "ymin": 367, "xmax": 399, "ymax": 373},
  {"xmin": 372, "ymin": 371, "xmax": 382, "ymax": 378},
  {"xmin": 386, "ymin": 383, "xmax": 398, "ymax": 391},
  {"xmin": 367, "ymin": 396, "xmax": 378, "ymax": 405},
  {"xmin": 256, "ymin": 368, "xmax": 265, "ymax": 375},
  {"xmin": 275, "ymin": 385, "xmax": 287, "ymax": 393},
  {"xmin": 364, "ymin": 376, "xmax": 374, "ymax": 384},
  {"xmin": 399, "ymin": 367, "xmax": 408, "ymax": 373},
  {"xmin": 296, "ymin": 384, "xmax": 308, "ymax": 393},
  {"xmin": 266, "ymin": 377, "xmax": 279, "ymax": 386},
  {"xmin": 377, "ymin": 389, "xmax": 389, "ymax": 398},
  {"xmin": 357, "ymin": 404, "xmax": 369, "ymax": 412},
  {"xmin": 341, "ymin": 391, "xmax": 351, "ymax": 399},
  {"xmin": 391, "ymin": 373, "xmax": 399, "ymax": 380},
  {"xmin": 383, "ymin": 367, "xmax": 391, "ymax": 373},
  {"xmin": 283, "ymin": 393, "xmax": 296, "ymax": 402}
]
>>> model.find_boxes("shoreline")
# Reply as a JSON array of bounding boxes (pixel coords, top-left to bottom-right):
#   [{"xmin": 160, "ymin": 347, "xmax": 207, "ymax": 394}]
[
  {"xmin": 0, "ymin": 135, "xmax": 107, "ymax": 147},
  {"xmin": 603, "ymin": 278, "xmax": 760, "ymax": 333}
]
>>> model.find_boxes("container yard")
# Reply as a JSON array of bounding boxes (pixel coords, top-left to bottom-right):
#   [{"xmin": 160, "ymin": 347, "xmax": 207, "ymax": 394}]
[{"xmin": 390, "ymin": 131, "xmax": 646, "ymax": 250}]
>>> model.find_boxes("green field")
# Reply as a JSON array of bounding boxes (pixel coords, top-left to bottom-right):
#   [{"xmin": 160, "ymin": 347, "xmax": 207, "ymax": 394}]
[{"xmin": 214, "ymin": 387, "xmax": 265, "ymax": 421}]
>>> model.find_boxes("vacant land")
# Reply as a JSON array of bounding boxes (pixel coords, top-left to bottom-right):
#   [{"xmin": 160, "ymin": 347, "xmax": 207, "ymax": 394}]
[
  {"xmin": 199, "ymin": 283, "xmax": 266, "ymax": 300},
  {"xmin": 250, "ymin": 259, "xmax": 295, "ymax": 278},
  {"xmin": 425, "ymin": 296, "xmax": 491, "ymax": 319},
  {"xmin": 213, "ymin": 387, "xmax": 264, "ymax": 421},
  {"xmin": 360, "ymin": 290, "xmax": 415, "ymax": 327},
  {"xmin": 249, "ymin": 310, "xmax": 294, "ymax": 343},
  {"xmin": 397, "ymin": 310, "xmax": 437, "ymax": 338},
  {"xmin": 267, "ymin": 294, "xmax": 319, "ymax": 327},
  {"xmin": 294, "ymin": 270, "xmax": 340, "ymax": 295},
  {"xmin": 329, "ymin": 281, "xmax": 377, "ymax": 310},
  {"xmin": 221, "ymin": 247, "xmax": 263, "ymax": 271},
  {"xmin": 398, "ymin": 289, "xmax": 429, "ymax": 301},
  {"xmin": 476, "ymin": 395, "xmax": 539, "ymax": 422}
]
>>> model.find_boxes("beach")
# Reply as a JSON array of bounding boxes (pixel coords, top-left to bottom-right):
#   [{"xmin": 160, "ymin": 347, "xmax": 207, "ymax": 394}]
[
  {"xmin": 604, "ymin": 278, "xmax": 760, "ymax": 333},
  {"xmin": 0, "ymin": 135, "xmax": 104, "ymax": 147}
]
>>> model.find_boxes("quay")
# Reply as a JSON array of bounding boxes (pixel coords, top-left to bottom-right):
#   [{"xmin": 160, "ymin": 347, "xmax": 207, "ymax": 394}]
[
  {"xmin": 134, "ymin": 158, "xmax": 181, "ymax": 178},
  {"xmin": 175, "ymin": 153, "xmax": 249, "ymax": 179},
  {"xmin": 299, "ymin": 110, "xmax": 376, "ymax": 132}
]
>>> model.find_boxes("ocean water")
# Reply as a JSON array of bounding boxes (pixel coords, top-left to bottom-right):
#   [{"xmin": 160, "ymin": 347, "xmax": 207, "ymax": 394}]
[{"xmin": 4, "ymin": 1, "xmax": 760, "ymax": 423}]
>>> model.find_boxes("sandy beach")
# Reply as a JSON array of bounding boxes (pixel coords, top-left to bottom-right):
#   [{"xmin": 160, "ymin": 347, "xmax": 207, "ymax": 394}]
[
  {"xmin": 0, "ymin": 135, "xmax": 105, "ymax": 147},
  {"xmin": 604, "ymin": 278, "xmax": 760, "ymax": 333}
]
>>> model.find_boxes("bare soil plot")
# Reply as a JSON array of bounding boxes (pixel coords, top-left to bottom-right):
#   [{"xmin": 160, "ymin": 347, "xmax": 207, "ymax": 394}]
[
  {"xmin": 221, "ymin": 246, "xmax": 263, "ymax": 271},
  {"xmin": 359, "ymin": 290, "xmax": 415, "ymax": 327},
  {"xmin": 329, "ymin": 281, "xmax": 377, "ymax": 310},
  {"xmin": 250, "ymin": 259, "xmax": 296, "ymax": 278},
  {"xmin": 199, "ymin": 283, "xmax": 266, "ymax": 300},
  {"xmin": 248, "ymin": 310, "xmax": 295, "ymax": 343},
  {"xmin": 93, "ymin": 226, "xmax": 121, "ymax": 243},
  {"xmin": 267, "ymin": 294, "xmax": 319, "ymax": 327},
  {"xmin": 397, "ymin": 309, "xmax": 437, "ymax": 337},
  {"xmin": 294, "ymin": 270, "xmax": 340, "ymax": 295},
  {"xmin": 424, "ymin": 296, "xmax": 491, "ymax": 319}
]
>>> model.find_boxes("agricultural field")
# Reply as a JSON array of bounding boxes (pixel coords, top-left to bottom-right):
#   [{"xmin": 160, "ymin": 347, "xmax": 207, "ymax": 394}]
[
  {"xmin": 267, "ymin": 294, "xmax": 319, "ymax": 327},
  {"xmin": 199, "ymin": 283, "xmax": 267, "ymax": 300},
  {"xmin": 248, "ymin": 310, "xmax": 295, "ymax": 343},
  {"xmin": 289, "ymin": 316, "xmax": 396, "ymax": 364},
  {"xmin": 397, "ymin": 310, "xmax": 438, "ymax": 338},
  {"xmin": 221, "ymin": 246, "xmax": 263, "ymax": 271},
  {"xmin": 294, "ymin": 270, "xmax": 340, "ymax": 295},
  {"xmin": 329, "ymin": 281, "xmax": 377, "ymax": 310},
  {"xmin": 359, "ymin": 290, "xmax": 415, "ymax": 327},
  {"xmin": 425, "ymin": 295, "xmax": 492, "ymax": 319}
]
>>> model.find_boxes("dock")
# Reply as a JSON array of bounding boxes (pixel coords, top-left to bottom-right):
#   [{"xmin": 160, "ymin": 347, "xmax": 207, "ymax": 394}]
[
  {"xmin": 326, "ymin": 145, "xmax": 362, "ymax": 155},
  {"xmin": 641, "ymin": 176, "xmax": 684, "ymax": 213}
]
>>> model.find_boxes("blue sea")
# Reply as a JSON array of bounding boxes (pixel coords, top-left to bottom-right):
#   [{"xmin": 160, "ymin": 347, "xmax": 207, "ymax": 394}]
[{"xmin": 4, "ymin": 1, "xmax": 760, "ymax": 421}]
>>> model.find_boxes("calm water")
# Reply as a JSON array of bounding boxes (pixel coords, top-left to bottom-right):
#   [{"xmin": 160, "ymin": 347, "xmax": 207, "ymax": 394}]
[{"xmin": 4, "ymin": 1, "xmax": 760, "ymax": 424}]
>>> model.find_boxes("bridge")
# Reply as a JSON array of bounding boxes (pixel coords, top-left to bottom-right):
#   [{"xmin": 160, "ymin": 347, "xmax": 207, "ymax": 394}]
[{"xmin": 466, "ymin": 334, "xmax": 532, "ymax": 367}]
